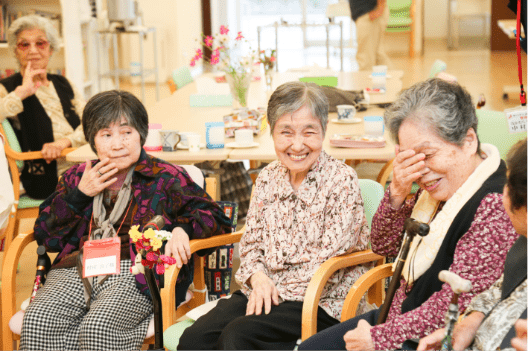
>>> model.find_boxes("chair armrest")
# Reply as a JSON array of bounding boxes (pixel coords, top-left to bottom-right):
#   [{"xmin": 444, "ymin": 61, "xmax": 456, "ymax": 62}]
[
  {"xmin": 2, "ymin": 231, "xmax": 36, "ymax": 351},
  {"xmin": 376, "ymin": 159, "xmax": 393, "ymax": 188},
  {"xmin": 4, "ymin": 147, "xmax": 76, "ymax": 161},
  {"xmin": 301, "ymin": 250, "xmax": 383, "ymax": 341},
  {"xmin": 160, "ymin": 229, "xmax": 244, "ymax": 331},
  {"xmin": 341, "ymin": 263, "xmax": 393, "ymax": 321}
]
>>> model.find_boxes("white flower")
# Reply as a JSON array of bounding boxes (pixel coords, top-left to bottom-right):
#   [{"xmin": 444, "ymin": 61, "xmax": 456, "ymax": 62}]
[
  {"xmin": 154, "ymin": 230, "xmax": 172, "ymax": 241},
  {"xmin": 217, "ymin": 34, "xmax": 230, "ymax": 45}
]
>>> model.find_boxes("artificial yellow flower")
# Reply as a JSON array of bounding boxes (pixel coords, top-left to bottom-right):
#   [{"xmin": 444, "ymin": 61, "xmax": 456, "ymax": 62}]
[
  {"xmin": 129, "ymin": 225, "xmax": 142, "ymax": 242},
  {"xmin": 151, "ymin": 237, "xmax": 162, "ymax": 251},
  {"xmin": 144, "ymin": 228, "xmax": 156, "ymax": 240}
]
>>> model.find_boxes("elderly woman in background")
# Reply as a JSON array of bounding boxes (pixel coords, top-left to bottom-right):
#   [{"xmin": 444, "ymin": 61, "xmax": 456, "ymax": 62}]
[
  {"xmin": 0, "ymin": 15, "xmax": 86, "ymax": 199},
  {"xmin": 299, "ymin": 78, "xmax": 519, "ymax": 350},
  {"xmin": 419, "ymin": 138, "xmax": 527, "ymax": 351},
  {"xmin": 178, "ymin": 81, "xmax": 371, "ymax": 350},
  {"xmin": 22, "ymin": 90, "xmax": 231, "ymax": 350}
]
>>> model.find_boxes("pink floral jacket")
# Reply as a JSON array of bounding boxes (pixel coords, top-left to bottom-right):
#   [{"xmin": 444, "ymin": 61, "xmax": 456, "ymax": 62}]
[{"xmin": 235, "ymin": 151, "xmax": 371, "ymax": 320}]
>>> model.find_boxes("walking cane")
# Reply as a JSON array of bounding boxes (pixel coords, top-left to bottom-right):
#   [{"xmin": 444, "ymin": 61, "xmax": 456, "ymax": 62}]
[
  {"xmin": 438, "ymin": 270, "xmax": 472, "ymax": 351},
  {"xmin": 376, "ymin": 218, "xmax": 430, "ymax": 325}
]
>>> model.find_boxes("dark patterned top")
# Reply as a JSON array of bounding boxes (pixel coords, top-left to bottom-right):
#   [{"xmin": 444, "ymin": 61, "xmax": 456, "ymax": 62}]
[
  {"xmin": 34, "ymin": 149, "xmax": 232, "ymax": 296},
  {"xmin": 369, "ymin": 189, "xmax": 519, "ymax": 350}
]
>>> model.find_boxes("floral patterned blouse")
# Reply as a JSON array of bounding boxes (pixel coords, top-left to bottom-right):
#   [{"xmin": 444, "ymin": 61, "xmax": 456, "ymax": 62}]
[
  {"xmin": 235, "ymin": 151, "xmax": 371, "ymax": 320},
  {"xmin": 467, "ymin": 275, "xmax": 527, "ymax": 351},
  {"xmin": 369, "ymin": 189, "xmax": 518, "ymax": 350},
  {"xmin": 0, "ymin": 81, "xmax": 86, "ymax": 175}
]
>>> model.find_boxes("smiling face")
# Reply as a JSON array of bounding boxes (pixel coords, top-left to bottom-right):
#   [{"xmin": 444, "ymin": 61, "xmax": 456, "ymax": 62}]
[
  {"xmin": 15, "ymin": 28, "xmax": 52, "ymax": 71},
  {"xmin": 93, "ymin": 117, "xmax": 142, "ymax": 175},
  {"xmin": 272, "ymin": 105, "xmax": 325, "ymax": 185},
  {"xmin": 398, "ymin": 119, "xmax": 481, "ymax": 202}
]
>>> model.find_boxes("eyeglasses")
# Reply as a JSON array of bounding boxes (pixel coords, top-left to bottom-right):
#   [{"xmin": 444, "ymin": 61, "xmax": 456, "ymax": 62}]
[{"xmin": 16, "ymin": 40, "xmax": 50, "ymax": 51}]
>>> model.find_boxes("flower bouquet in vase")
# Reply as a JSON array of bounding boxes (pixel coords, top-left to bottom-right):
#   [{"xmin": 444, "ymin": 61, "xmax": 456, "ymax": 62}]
[
  {"xmin": 191, "ymin": 25, "xmax": 257, "ymax": 108},
  {"xmin": 259, "ymin": 49, "xmax": 276, "ymax": 90}
]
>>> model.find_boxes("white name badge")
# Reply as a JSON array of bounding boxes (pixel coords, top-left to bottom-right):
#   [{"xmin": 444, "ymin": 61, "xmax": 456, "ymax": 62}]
[
  {"xmin": 505, "ymin": 106, "xmax": 527, "ymax": 134},
  {"xmin": 85, "ymin": 255, "xmax": 118, "ymax": 277}
]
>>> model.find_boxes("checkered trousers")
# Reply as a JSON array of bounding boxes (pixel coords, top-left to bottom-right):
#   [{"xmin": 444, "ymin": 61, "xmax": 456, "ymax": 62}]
[{"xmin": 20, "ymin": 260, "xmax": 153, "ymax": 351}]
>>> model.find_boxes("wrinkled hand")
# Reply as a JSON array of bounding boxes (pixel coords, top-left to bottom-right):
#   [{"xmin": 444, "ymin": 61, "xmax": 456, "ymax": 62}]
[
  {"xmin": 418, "ymin": 312, "xmax": 484, "ymax": 351},
  {"xmin": 389, "ymin": 145, "xmax": 428, "ymax": 208},
  {"xmin": 344, "ymin": 320, "xmax": 374, "ymax": 351},
  {"xmin": 41, "ymin": 138, "xmax": 71, "ymax": 163},
  {"xmin": 246, "ymin": 271, "xmax": 279, "ymax": 315},
  {"xmin": 511, "ymin": 319, "xmax": 527, "ymax": 351},
  {"xmin": 77, "ymin": 158, "xmax": 119, "ymax": 197},
  {"xmin": 165, "ymin": 227, "xmax": 191, "ymax": 269},
  {"xmin": 14, "ymin": 61, "xmax": 48, "ymax": 100}
]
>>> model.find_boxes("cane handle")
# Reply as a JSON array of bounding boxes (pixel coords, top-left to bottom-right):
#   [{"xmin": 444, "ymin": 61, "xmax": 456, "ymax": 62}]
[{"xmin": 439, "ymin": 270, "xmax": 472, "ymax": 294}]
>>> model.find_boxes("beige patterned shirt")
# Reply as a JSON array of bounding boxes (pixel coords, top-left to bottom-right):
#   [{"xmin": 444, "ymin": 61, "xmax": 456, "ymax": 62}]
[
  {"xmin": 235, "ymin": 151, "xmax": 372, "ymax": 320},
  {"xmin": 465, "ymin": 275, "xmax": 527, "ymax": 351},
  {"xmin": 0, "ymin": 80, "xmax": 86, "ymax": 175}
]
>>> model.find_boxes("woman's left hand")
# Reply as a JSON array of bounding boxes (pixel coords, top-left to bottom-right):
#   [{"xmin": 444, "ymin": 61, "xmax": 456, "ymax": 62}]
[
  {"xmin": 165, "ymin": 227, "xmax": 191, "ymax": 268},
  {"xmin": 344, "ymin": 320, "xmax": 374, "ymax": 351},
  {"xmin": 41, "ymin": 138, "xmax": 71, "ymax": 163}
]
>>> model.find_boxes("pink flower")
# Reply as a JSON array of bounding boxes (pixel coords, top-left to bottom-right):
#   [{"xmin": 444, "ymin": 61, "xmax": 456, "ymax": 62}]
[
  {"xmin": 220, "ymin": 25, "xmax": 229, "ymax": 35},
  {"xmin": 155, "ymin": 255, "xmax": 177, "ymax": 274},
  {"xmin": 195, "ymin": 49, "xmax": 203, "ymax": 59},
  {"xmin": 213, "ymin": 47, "xmax": 220, "ymax": 56},
  {"xmin": 210, "ymin": 55, "xmax": 219, "ymax": 65},
  {"xmin": 190, "ymin": 59, "xmax": 196, "ymax": 67},
  {"xmin": 204, "ymin": 36, "xmax": 214, "ymax": 47},
  {"xmin": 236, "ymin": 31, "xmax": 244, "ymax": 41},
  {"xmin": 270, "ymin": 56, "xmax": 276, "ymax": 62}
]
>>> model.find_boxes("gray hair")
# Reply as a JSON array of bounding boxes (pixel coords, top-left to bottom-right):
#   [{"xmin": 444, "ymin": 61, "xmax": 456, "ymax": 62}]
[
  {"xmin": 385, "ymin": 78, "xmax": 480, "ymax": 151},
  {"xmin": 82, "ymin": 90, "xmax": 149, "ymax": 154},
  {"xmin": 267, "ymin": 81, "xmax": 329, "ymax": 135},
  {"xmin": 8, "ymin": 15, "xmax": 61, "ymax": 56}
]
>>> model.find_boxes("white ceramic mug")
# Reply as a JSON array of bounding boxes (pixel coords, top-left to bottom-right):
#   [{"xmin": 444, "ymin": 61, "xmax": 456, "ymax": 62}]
[
  {"xmin": 188, "ymin": 134, "xmax": 201, "ymax": 152},
  {"xmin": 160, "ymin": 130, "xmax": 181, "ymax": 151},
  {"xmin": 336, "ymin": 105, "xmax": 357, "ymax": 120},
  {"xmin": 144, "ymin": 123, "xmax": 163, "ymax": 151},
  {"xmin": 179, "ymin": 132, "xmax": 199, "ymax": 147},
  {"xmin": 234, "ymin": 129, "xmax": 254, "ymax": 146}
]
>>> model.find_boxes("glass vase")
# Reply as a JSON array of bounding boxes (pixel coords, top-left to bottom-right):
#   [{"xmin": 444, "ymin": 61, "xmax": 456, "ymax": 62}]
[
  {"xmin": 264, "ymin": 68, "xmax": 273, "ymax": 91},
  {"xmin": 225, "ymin": 70, "xmax": 252, "ymax": 108}
]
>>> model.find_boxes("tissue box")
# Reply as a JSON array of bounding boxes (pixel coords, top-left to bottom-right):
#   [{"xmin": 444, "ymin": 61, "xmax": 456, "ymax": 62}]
[{"xmin": 223, "ymin": 108, "xmax": 267, "ymax": 137}]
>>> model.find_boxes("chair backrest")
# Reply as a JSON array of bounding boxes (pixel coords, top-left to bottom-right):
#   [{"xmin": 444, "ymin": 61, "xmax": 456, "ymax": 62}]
[
  {"xmin": 1, "ymin": 119, "xmax": 23, "ymax": 169},
  {"xmin": 172, "ymin": 67, "xmax": 194, "ymax": 90},
  {"xmin": 476, "ymin": 109, "xmax": 527, "ymax": 159},
  {"xmin": 387, "ymin": 0, "xmax": 412, "ymax": 12},
  {"xmin": 358, "ymin": 179, "xmax": 385, "ymax": 228},
  {"xmin": 429, "ymin": 59, "xmax": 447, "ymax": 78}
]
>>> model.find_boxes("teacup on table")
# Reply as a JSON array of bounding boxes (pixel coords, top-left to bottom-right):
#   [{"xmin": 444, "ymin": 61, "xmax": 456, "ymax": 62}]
[
  {"xmin": 179, "ymin": 132, "xmax": 200, "ymax": 148},
  {"xmin": 234, "ymin": 129, "xmax": 254, "ymax": 146},
  {"xmin": 336, "ymin": 105, "xmax": 357, "ymax": 120},
  {"xmin": 160, "ymin": 130, "xmax": 181, "ymax": 151}
]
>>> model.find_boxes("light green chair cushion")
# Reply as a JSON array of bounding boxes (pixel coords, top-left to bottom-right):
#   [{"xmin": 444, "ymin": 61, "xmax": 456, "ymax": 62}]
[
  {"xmin": 358, "ymin": 179, "xmax": 385, "ymax": 229},
  {"xmin": 172, "ymin": 67, "xmax": 194, "ymax": 90},
  {"xmin": 19, "ymin": 195, "xmax": 44, "ymax": 209},
  {"xmin": 387, "ymin": 0, "xmax": 412, "ymax": 12},
  {"xmin": 1, "ymin": 119, "xmax": 23, "ymax": 169},
  {"xmin": 164, "ymin": 319, "xmax": 195, "ymax": 351},
  {"xmin": 476, "ymin": 109, "xmax": 527, "ymax": 159}
]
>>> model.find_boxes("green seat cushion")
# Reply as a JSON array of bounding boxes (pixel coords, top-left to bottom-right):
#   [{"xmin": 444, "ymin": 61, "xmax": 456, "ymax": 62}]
[
  {"xmin": 163, "ymin": 319, "xmax": 195, "ymax": 351},
  {"xmin": 1, "ymin": 119, "xmax": 24, "ymax": 169},
  {"xmin": 18, "ymin": 195, "xmax": 44, "ymax": 209},
  {"xmin": 387, "ymin": 17, "xmax": 413, "ymax": 28}
]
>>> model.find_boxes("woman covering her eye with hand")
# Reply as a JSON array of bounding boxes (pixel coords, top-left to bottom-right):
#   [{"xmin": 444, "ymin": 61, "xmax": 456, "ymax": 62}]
[{"xmin": 0, "ymin": 15, "xmax": 86, "ymax": 199}]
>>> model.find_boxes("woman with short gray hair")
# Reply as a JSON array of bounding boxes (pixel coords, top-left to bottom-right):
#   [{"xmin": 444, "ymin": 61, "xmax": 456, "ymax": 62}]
[
  {"xmin": 178, "ymin": 81, "xmax": 371, "ymax": 350},
  {"xmin": 0, "ymin": 15, "xmax": 86, "ymax": 199},
  {"xmin": 299, "ymin": 78, "xmax": 518, "ymax": 350}
]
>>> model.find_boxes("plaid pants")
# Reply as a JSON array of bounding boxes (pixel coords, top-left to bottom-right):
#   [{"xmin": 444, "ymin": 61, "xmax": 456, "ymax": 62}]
[{"xmin": 20, "ymin": 260, "xmax": 153, "ymax": 351}]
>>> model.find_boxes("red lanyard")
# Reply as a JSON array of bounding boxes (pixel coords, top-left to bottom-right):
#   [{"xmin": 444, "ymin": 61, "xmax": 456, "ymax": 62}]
[
  {"xmin": 89, "ymin": 199, "xmax": 133, "ymax": 239},
  {"xmin": 516, "ymin": 0, "xmax": 526, "ymax": 106}
]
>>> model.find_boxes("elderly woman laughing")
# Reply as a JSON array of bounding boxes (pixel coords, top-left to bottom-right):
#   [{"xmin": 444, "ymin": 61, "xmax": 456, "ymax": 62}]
[{"xmin": 177, "ymin": 81, "xmax": 371, "ymax": 350}]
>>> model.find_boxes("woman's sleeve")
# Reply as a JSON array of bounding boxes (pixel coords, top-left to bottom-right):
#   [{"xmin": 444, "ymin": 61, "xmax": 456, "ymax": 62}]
[
  {"xmin": 464, "ymin": 275, "xmax": 503, "ymax": 317},
  {"xmin": 0, "ymin": 84, "xmax": 23, "ymax": 123},
  {"xmin": 167, "ymin": 169, "xmax": 232, "ymax": 241},
  {"xmin": 316, "ymin": 169, "xmax": 370, "ymax": 261},
  {"xmin": 370, "ymin": 188, "xmax": 420, "ymax": 257},
  {"xmin": 34, "ymin": 166, "xmax": 93, "ymax": 253},
  {"xmin": 64, "ymin": 80, "xmax": 86, "ymax": 147},
  {"xmin": 235, "ymin": 172, "xmax": 268, "ymax": 289},
  {"xmin": 369, "ymin": 193, "xmax": 519, "ymax": 350}
]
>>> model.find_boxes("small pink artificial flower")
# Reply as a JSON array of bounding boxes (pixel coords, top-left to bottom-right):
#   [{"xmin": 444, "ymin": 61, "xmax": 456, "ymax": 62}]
[
  {"xmin": 213, "ymin": 47, "xmax": 220, "ymax": 56},
  {"xmin": 190, "ymin": 59, "xmax": 196, "ymax": 67},
  {"xmin": 270, "ymin": 56, "xmax": 276, "ymax": 62},
  {"xmin": 204, "ymin": 36, "xmax": 214, "ymax": 47},
  {"xmin": 156, "ymin": 255, "xmax": 177, "ymax": 274},
  {"xmin": 220, "ymin": 25, "xmax": 229, "ymax": 35},
  {"xmin": 195, "ymin": 49, "xmax": 203, "ymax": 59},
  {"xmin": 236, "ymin": 31, "xmax": 244, "ymax": 41},
  {"xmin": 210, "ymin": 55, "xmax": 220, "ymax": 65}
]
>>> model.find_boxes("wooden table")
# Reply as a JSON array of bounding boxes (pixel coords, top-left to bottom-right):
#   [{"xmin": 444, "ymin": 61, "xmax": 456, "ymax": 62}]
[{"xmin": 67, "ymin": 71, "xmax": 400, "ymax": 165}]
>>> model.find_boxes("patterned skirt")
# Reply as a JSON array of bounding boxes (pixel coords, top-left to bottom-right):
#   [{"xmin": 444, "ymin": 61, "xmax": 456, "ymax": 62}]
[{"xmin": 20, "ymin": 260, "xmax": 153, "ymax": 351}]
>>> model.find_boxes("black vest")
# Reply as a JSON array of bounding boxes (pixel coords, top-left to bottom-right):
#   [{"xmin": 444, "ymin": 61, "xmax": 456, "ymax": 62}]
[{"xmin": 1, "ymin": 73, "xmax": 81, "ymax": 199}]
